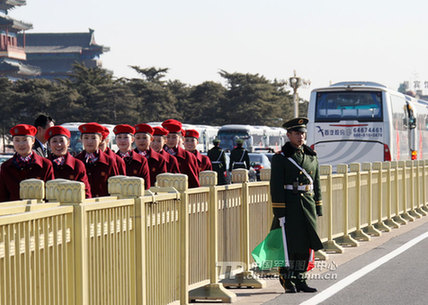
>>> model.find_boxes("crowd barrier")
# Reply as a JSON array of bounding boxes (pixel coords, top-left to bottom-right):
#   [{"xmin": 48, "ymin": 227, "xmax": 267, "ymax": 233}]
[{"xmin": 1, "ymin": 159, "xmax": 427, "ymax": 304}]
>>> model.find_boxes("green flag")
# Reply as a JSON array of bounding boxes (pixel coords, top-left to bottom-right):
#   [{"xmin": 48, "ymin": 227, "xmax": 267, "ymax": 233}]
[{"xmin": 251, "ymin": 228, "xmax": 286, "ymax": 270}]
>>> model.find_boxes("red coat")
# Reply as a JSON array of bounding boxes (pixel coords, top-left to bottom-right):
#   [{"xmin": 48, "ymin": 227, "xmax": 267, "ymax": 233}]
[
  {"xmin": 105, "ymin": 147, "xmax": 126, "ymax": 175},
  {"xmin": 134, "ymin": 148, "xmax": 167, "ymax": 187},
  {"xmin": 169, "ymin": 146, "xmax": 200, "ymax": 188},
  {"xmin": 159, "ymin": 150, "xmax": 180, "ymax": 174},
  {"xmin": 48, "ymin": 152, "xmax": 92, "ymax": 198},
  {"xmin": 75, "ymin": 150, "xmax": 119, "ymax": 198},
  {"xmin": 193, "ymin": 150, "xmax": 213, "ymax": 172},
  {"xmin": 0, "ymin": 153, "xmax": 55, "ymax": 202},
  {"xmin": 118, "ymin": 150, "xmax": 151, "ymax": 190}
]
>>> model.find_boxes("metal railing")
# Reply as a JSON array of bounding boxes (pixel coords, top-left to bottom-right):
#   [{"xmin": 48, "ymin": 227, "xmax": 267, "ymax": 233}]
[{"xmin": 1, "ymin": 160, "xmax": 428, "ymax": 304}]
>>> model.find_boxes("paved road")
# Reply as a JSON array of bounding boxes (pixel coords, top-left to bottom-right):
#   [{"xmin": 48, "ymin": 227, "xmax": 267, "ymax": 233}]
[{"xmin": 264, "ymin": 219, "xmax": 428, "ymax": 305}]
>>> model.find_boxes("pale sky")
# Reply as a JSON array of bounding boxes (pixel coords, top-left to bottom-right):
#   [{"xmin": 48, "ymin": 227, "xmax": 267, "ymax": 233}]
[{"xmin": 11, "ymin": 0, "xmax": 428, "ymax": 99}]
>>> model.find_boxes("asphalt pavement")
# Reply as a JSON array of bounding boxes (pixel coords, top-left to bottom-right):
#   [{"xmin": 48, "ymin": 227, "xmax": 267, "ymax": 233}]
[
  {"xmin": 264, "ymin": 216, "xmax": 428, "ymax": 305},
  {"xmin": 212, "ymin": 214, "xmax": 428, "ymax": 305}
]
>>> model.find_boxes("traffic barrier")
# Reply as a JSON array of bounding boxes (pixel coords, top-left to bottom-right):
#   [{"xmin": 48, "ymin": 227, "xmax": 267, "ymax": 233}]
[{"xmin": 1, "ymin": 160, "xmax": 428, "ymax": 304}]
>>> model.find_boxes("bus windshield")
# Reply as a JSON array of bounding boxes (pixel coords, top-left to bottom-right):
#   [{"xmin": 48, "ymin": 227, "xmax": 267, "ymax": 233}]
[
  {"xmin": 217, "ymin": 130, "xmax": 250, "ymax": 150},
  {"xmin": 69, "ymin": 131, "xmax": 83, "ymax": 155},
  {"xmin": 315, "ymin": 91, "xmax": 383, "ymax": 122}
]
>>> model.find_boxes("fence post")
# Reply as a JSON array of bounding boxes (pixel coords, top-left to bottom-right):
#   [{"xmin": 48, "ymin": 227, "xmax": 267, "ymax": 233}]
[
  {"xmin": 320, "ymin": 165, "xmax": 343, "ymax": 253},
  {"xmin": 391, "ymin": 161, "xmax": 406, "ymax": 225},
  {"xmin": 350, "ymin": 163, "xmax": 371, "ymax": 241},
  {"xmin": 399, "ymin": 161, "xmax": 414, "ymax": 222},
  {"xmin": 221, "ymin": 169, "xmax": 266, "ymax": 288},
  {"xmin": 423, "ymin": 160, "xmax": 428, "ymax": 212},
  {"xmin": 415, "ymin": 161, "xmax": 427, "ymax": 216},
  {"xmin": 362, "ymin": 163, "xmax": 382, "ymax": 236},
  {"xmin": 406, "ymin": 161, "xmax": 422, "ymax": 219},
  {"xmin": 157, "ymin": 173, "xmax": 190, "ymax": 304},
  {"xmin": 189, "ymin": 171, "xmax": 237, "ymax": 302},
  {"xmin": 372, "ymin": 162, "xmax": 391, "ymax": 232},
  {"xmin": 336, "ymin": 164, "xmax": 358, "ymax": 246},
  {"xmin": 57, "ymin": 181, "xmax": 87, "ymax": 305},
  {"xmin": 45, "ymin": 179, "xmax": 69, "ymax": 202},
  {"xmin": 108, "ymin": 175, "xmax": 127, "ymax": 197},
  {"xmin": 115, "ymin": 177, "xmax": 144, "ymax": 305},
  {"xmin": 20, "ymin": 179, "xmax": 45, "ymax": 203},
  {"xmin": 260, "ymin": 168, "xmax": 274, "ymax": 235},
  {"xmin": 383, "ymin": 162, "xmax": 400, "ymax": 229}
]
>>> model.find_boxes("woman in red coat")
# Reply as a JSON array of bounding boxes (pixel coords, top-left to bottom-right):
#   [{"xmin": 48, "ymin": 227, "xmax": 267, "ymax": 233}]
[
  {"xmin": 45, "ymin": 126, "xmax": 92, "ymax": 198},
  {"xmin": 184, "ymin": 129, "xmax": 213, "ymax": 172},
  {"xmin": 151, "ymin": 126, "xmax": 180, "ymax": 174},
  {"xmin": 113, "ymin": 124, "xmax": 150, "ymax": 189},
  {"xmin": 75, "ymin": 123, "xmax": 119, "ymax": 198},
  {"xmin": 99, "ymin": 126, "xmax": 126, "ymax": 175},
  {"xmin": 162, "ymin": 120, "xmax": 200, "ymax": 188},
  {"xmin": 0, "ymin": 124, "xmax": 55, "ymax": 202},
  {"xmin": 134, "ymin": 124, "xmax": 167, "ymax": 187}
]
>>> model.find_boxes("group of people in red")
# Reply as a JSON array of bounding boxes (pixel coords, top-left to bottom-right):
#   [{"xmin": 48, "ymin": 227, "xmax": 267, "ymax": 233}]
[{"xmin": 0, "ymin": 118, "xmax": 213, "ymax": 202}]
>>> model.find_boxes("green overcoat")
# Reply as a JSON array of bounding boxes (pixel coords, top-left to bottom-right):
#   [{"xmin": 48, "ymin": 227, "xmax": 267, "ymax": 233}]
[
  {"xmin": 270, "ymin": 142, "xmax": 323, "ymax": 254},
  {"xmin": 207, "ymin": 146, "xmax": 227, "ymax": 185},
  {"xmin": 229, "ymin": 147, "xmax": 250, "ymax": 171}
]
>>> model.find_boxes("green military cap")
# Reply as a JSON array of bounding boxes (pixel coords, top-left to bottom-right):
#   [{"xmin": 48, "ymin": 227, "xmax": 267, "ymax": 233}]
[
  {"xmin": 213, "ymin": 138, "xmax": 221, "ymax": 144},
  {"xmin": 235, "ymin": 138, "xmax": 244, "ymax": 145},
  {"xmin": 282, "ymin": 117, "xmax": 309, "ymax": 132}
]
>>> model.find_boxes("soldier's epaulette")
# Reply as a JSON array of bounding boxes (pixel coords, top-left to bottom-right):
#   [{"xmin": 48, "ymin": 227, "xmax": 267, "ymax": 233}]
[{"xmin": 303, "ymin": 144, "xmax": 317, "ymax": 156}]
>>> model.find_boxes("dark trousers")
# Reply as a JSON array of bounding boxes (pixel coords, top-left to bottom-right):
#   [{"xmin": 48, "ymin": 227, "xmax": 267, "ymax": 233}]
[{"xmin": 279, "ymin": 252, "xmax": 309, "ymax": 283}]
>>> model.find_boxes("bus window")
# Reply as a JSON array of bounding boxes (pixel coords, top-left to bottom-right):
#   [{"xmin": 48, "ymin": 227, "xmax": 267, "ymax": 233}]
[{"xmin": 315, "ymin": 91, "xmax": 383, "ymax": 122}]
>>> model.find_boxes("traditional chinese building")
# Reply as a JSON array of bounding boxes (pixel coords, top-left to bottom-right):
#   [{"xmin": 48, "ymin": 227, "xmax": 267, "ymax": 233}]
[
  {"xmin": 17, "ymin": 29, "xmax": 110, "ymax": 79},
  {"xmin": 0, "ymin": 0, "xmax": 40, "ymax": 79}
]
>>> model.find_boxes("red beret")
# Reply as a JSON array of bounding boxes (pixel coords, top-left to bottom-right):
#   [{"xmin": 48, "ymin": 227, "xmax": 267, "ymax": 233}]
[
  {"xmin": 134, "ymin": 124, "xmax": 154, "ymax": 135},
  {"xmin": 45, "ymin": 126, "xmax": 71, "ymax": 141},
  {"xmin": 78, "ymin": 122, "xmax": 104, "ymax": 135},
  {"xmin": 162, "ymin": 119, "xmax": 183, "ymax": 134},
  {"xmin": 185, "ymin": 129, "xmax": 199, "ymax": 139},
  {"xmin": 101, "ymin": 126, "xmax": 110, "ymax": 140},
  {"xmin": 10, "ymin": 124, "xmax": 37, "ymax": 137},
  {"xmin": 162, "ymin": 119, "xmax": 182, "ymax": 129},
  {"xmin": 113, "ymin": 124, "xmax": 135, "ymax": 135},
  {"xmin": 153, "ymin": 126, "xmax": 168, "ymax": 136}
]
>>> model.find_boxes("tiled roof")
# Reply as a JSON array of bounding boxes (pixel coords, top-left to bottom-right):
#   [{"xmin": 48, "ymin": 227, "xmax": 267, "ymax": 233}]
[{"xmin": 17, "ymin": 29, "xmax": 109, "ymax": 54}]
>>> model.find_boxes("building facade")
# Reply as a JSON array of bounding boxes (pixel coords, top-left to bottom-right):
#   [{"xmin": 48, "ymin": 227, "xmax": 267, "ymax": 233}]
[
  {"xmin": 0, "ymin": 0, "xmax": 40, "ymax": 79},
  {"xmin": 17, "ymin": 29, "xmax": 110, "ymax": 79}
]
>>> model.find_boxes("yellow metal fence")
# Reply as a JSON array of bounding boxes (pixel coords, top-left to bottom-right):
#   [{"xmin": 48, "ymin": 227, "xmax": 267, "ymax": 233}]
[{"xmin": 1, "ymin": 160, "xmax": 428, "ymax": 304}]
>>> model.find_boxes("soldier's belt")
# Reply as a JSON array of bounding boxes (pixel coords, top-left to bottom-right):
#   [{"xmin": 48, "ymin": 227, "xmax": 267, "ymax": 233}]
[{"xmin": 284, "ymin": 184, "xmax": 313, "ymax": 191}]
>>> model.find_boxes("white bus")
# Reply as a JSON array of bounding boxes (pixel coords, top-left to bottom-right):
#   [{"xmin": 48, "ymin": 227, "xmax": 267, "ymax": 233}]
[
  {"xmin": 217, "ymin": 124, "xmax": 287, "ymax": 152},
  {"xmin": 60, "ymin": 122, "xmax": 118, "ymax": 155},
  {"xmin": 306, "ymin": 81, "xmax": 428, "ymax": 166}
]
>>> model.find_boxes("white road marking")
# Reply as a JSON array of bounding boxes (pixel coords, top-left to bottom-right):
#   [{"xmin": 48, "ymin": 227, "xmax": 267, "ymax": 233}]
[{"xmin": 300, "ymin": 231, "xmax": 428, "ymax": 305}]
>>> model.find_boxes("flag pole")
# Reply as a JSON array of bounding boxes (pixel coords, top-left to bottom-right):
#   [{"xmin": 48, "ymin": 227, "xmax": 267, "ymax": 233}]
[{"xmin": 279, "ymin": 217, "xmax": 290, "ymax": 267}]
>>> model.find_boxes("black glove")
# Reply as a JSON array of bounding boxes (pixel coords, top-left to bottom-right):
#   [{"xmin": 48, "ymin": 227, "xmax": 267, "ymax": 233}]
[{"xmin": 316, "ymin": 205, "xmax": 323, "ymax": 217}]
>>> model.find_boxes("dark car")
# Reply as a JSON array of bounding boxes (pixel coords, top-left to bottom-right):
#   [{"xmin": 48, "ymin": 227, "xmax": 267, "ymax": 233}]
[{"xmin": 248, "ymin": 153, "xmax": 271, "ymax": 181}]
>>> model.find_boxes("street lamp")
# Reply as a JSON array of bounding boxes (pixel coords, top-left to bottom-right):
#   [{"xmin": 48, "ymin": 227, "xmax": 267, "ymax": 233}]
[{"xmin": 287, "ymin": 70, "xmax": 311, "ymax": 117}]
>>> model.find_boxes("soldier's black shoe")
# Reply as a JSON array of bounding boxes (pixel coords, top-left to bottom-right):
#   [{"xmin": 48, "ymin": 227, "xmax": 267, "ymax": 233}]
[
  {"xmin": 295, "ymin": 282, "xmax": 317, "ymax": 293},
  {"xmin": 279, "ymin": 276, "xmax": 297, "ymax": 293}
]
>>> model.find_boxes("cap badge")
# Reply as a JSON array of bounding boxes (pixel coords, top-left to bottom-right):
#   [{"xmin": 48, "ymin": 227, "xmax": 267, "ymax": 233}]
[{"xmin": 298, "ymin": 119, "xmax": 303, "ymax": 124}]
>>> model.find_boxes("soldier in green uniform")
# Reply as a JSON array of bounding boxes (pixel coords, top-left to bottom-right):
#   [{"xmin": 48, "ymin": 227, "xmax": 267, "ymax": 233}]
[
  {"xmin": 228, "ymin": 138, "xmax": 250, "ymax": 171},
  {"xmin": 270, "ymin": 117, "xmax": 323, "ymax": 293},
  {"xmin": 207, "ymin": 138, "xmax": 227, "ymax": 185}
]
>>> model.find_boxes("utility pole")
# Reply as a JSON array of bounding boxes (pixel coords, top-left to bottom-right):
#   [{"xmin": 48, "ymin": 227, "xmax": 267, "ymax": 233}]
[{"xmin": 288, "ymin": 70, "xmax": 311, "ymax": 117}]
